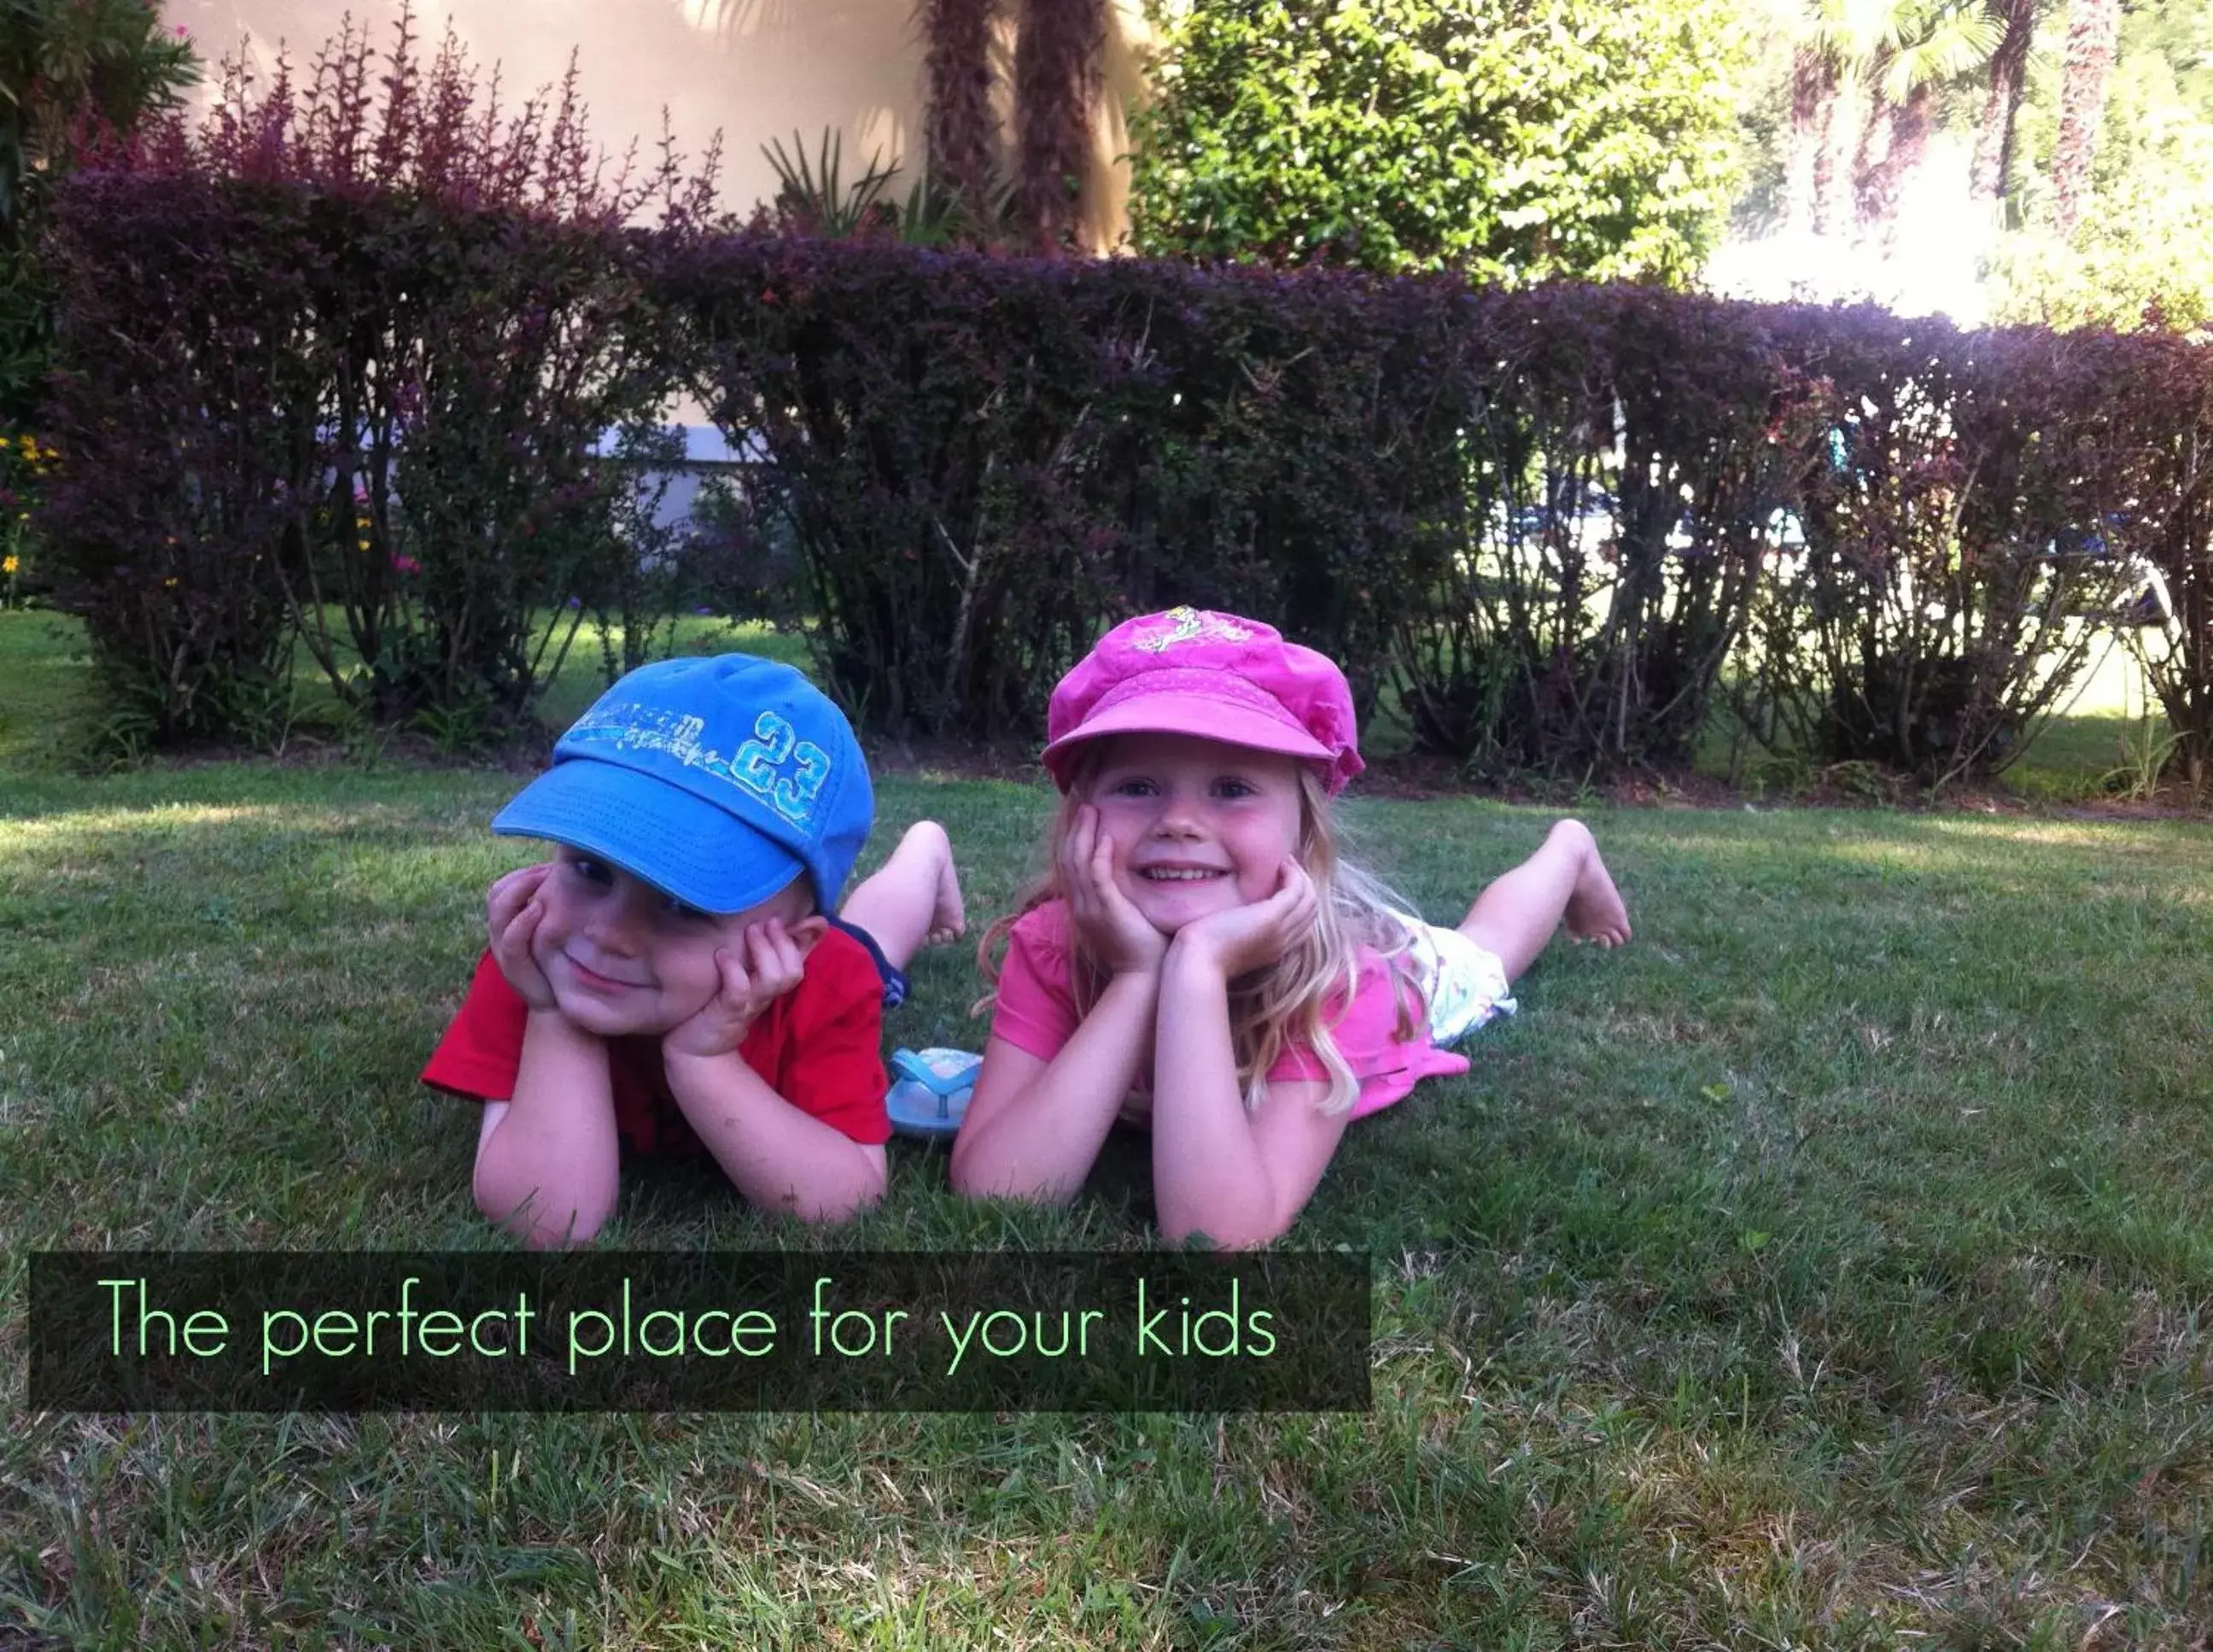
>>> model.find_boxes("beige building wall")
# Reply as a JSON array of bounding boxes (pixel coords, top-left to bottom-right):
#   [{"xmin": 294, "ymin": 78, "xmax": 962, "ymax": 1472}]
[
  {"xmin": 1092, "ymin": 0, "xmax": 1158, "ymax": 250},
  {"xmin": 171, "ymin": 0, "xmax": 929, "ymax": 221},
  {"xmin": 171, "ymin": 0, "xmax": 1159, "ymax": 246}
]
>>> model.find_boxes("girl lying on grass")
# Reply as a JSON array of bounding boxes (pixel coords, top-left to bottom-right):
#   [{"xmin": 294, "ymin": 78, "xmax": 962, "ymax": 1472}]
[{"xmin": 949, "ymin": 607, "xmax": 1630, "ymax": 1248}]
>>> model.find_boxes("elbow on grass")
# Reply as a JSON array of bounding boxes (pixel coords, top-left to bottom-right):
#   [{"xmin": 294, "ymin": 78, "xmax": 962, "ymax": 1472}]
[
  {"xmin": 946, "ymin": 1142, "xmax": 1071, "ymax": 1207},
  {"xmin": 782, "ymin": 1166, "xmax": 888, "ymax": 1228},
  {"xmin": 946, "ymin": 1139, "xmax": 987, "ymax": 1199},
  {"xmin": 473, "ymin": 1171, "xmax": 616, "ymax": 1251},
  {"xmin": 1156, "ymin": 1202, "xmax": 1291, "ymax": 1252},
  {"xmin": 756, "ymin": 1144, "xmax": 890, "ymax": 1227}
]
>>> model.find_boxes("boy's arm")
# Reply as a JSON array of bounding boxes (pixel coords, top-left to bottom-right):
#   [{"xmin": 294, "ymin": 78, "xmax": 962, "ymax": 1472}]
[
  {"xmin": 661, "ymin": 919, "xmax": 888, "ymax": 1223},
  {"xmin": 425, "ymin": 873, "xmax": 627, "ymax": 1250},
  {"xmin": 470, "ymin": 1007, "xmax": 624, "ymax": 1248},
  {"xmin": 662, "ymin": 1051, "xmax": 889, "ymax": 1221},
  {"xmin": 463, "ymin": 865, "xmax": 623, "ymax": 1247}
]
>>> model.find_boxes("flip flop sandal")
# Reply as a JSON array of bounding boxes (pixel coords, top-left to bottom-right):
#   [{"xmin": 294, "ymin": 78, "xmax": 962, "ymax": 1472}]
[{"xmin": 885, "ymin": 1046, "xmax": 983, "ymax": 1141}]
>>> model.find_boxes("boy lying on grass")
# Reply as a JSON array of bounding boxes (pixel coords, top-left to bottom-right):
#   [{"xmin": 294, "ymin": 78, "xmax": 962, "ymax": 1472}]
[{"xmin": 422, "ymin": 654, "xmax": 963, "ymax": 1247}]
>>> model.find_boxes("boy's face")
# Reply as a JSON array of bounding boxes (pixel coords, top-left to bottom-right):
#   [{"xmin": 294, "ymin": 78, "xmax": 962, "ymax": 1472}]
[{"xmin": 528, "ymin": 845, "xmax": 824, "ymax": 1038}]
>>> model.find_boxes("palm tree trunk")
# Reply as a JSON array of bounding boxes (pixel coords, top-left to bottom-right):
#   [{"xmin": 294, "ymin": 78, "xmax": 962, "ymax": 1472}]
[
  {"xmin": 1813, "ymin": 73, "xmax": 1857, "ymax": 238},
  {"xmin": 1013, "ymin": 0, "xmax": 1106, "ymax": 247},
  {"xmin": 1970, "ymin": 0, "xmax": 2036, "ymax": 202},
  {"xmin": 2051, "ymin": 0, "xmax": 2120, "ymax": 237},
  {"xmin": 1785, "ymin": 47, "xmax": 1833, "ymax": 236},
  {"xmin": 1858, "ymin": 80, "xmax": 1935, "ymax": 248},
  {"xmin": 921, "ymin": 0, "xmax": 1002, "ymax": 206},
  {"xmin": 1851, "ymin": 60, "xmax": 1896, "ymax": 236}
]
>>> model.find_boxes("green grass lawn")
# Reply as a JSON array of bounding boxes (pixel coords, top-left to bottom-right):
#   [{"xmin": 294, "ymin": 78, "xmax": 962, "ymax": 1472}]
[{"xmin": 3, "ymin": 609, "xmax": 2210, "ymax": 1647}]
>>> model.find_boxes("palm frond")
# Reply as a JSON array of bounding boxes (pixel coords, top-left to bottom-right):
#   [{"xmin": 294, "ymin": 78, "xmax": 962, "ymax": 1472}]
[
  {"xmin": 1879, "ymin": 4, "xmax": 2005, "ymax": 99},
  {"xmin": 760, "ymin": 127, "xmax": 902, "ymax": 236}
]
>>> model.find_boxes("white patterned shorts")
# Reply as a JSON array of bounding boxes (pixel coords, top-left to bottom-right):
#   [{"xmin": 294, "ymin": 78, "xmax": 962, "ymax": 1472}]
[{"xmin": 1393, "ymin": 913, "xmax": 1519, "ymax": 1047}]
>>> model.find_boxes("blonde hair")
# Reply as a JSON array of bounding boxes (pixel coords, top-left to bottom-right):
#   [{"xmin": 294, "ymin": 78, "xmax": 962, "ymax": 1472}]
[{"xmin": 977, "ymin": 746, "xmax": 1420, "ymax": 1114}]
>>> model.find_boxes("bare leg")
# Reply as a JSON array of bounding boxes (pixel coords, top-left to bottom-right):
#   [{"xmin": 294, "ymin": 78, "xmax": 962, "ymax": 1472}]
[
  {"xmin": 838, "ymin": 820, "xmax": 966, "ymax": 973},
  {"xmin": 1456, "ymin": 818, "xmax": 1630, "ymax": 984}
]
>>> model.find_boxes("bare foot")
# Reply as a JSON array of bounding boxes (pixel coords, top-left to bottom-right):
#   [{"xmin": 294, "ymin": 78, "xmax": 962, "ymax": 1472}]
[
  {"xmin": 925, "ymin": 851, "xmax": 966, "ymax": 947},
  {"xmin": 1563, "ymin": 839, "xmax": 1631, "ymax": 948}
]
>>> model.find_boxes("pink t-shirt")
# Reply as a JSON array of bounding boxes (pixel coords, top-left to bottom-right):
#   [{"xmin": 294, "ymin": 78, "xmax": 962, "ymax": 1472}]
[{"xmin": 987, "ymin": 902, "xmax": 1469, "ymax": 1120}]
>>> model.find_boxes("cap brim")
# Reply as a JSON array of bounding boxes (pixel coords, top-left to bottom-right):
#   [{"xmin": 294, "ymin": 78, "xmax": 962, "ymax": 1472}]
[
  {"xmin": 492, "ymin": 758, "xmax": 805, "ymax": 914},
  {"xmin": 1041, "ymin": 692, "xmax": 1334, "ymax": 785}
]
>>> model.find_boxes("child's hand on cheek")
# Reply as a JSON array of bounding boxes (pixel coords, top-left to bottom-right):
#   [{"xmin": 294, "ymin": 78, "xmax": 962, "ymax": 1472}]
[
  {"xmin": 488, "ymin": 861, "xmax": 559, "ymax": 1010},
  {"xmin": 663, "ymin": 919, "xmax": 807, "ymax": 1060},
  {"xmin": 1061, "ymin": 803, "xmax": 1170, "ymax": 978},
  {"xmin": 1170, "ymin": 858, "xmax": 1318, "ymax": 980}
]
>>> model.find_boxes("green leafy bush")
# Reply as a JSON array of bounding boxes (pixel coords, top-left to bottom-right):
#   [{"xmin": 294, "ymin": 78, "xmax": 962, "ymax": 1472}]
[{"xmin": 1128, "ymin": 0, "xmax": 1747, "ymax": 283}]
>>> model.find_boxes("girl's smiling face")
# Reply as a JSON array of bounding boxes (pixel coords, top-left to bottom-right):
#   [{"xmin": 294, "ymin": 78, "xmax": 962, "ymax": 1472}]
[{"xmin": 1083, "ymin": 732, "xmax": 1306, "ymax": 932}]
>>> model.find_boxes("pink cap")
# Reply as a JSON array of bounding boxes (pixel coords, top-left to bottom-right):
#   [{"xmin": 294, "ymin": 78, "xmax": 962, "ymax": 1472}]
[{"xmin": 1042, "ymin": 607, "xmax": 1364, "ymax": 795}]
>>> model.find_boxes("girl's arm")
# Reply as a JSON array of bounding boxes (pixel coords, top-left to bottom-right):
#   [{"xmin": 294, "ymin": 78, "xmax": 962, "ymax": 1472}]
[
  {"xmin": 948, "ymin": 973, "xmax": 1158, "ymax": 1203},
  {"xmin": 1150, "ymin": 942, "xmax": 1351, "ymax": 1248},
  {"xmin": 1148, "ymin": 860, "xmax": 1348, "ymax": 1248},
  {"xmin": 949, "ymin": 806, "xmax": 1165, "ymax": 1204}
]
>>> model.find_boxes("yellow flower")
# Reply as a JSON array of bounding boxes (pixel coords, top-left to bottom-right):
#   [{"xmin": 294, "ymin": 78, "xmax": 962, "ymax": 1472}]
[{"xmin": 2, "ymin": 555, "xmax": 16, "ymax": 575}]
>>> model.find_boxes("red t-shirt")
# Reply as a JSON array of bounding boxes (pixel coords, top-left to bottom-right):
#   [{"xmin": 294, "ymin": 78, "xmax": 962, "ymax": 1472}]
[{"xmin": 422, "ymin": 928, "xmax": 892, "ymax": 1153}]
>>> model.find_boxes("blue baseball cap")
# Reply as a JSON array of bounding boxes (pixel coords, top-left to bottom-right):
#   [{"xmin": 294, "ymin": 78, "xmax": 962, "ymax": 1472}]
[{"xmin": 493, "ymin": 654, "xmax": 873, "ymax": 914}]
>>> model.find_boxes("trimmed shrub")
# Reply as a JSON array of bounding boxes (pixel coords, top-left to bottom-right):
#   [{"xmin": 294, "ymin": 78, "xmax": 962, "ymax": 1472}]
[
  {"xmin": 669, "ymin": 242, "xmax": 2212, "ymax": 782},
  {"xmin": 1397, "ymin": 285, "xmax": 1819, "ymax": 777},
  {"xmin": 663, "ymin": 241, "xmax": 1470, "ymax": 737},
  {"xmin": 41, "ymin": 173, "xmax": 313, "ymax": 743},
  {"xmin": 39, "ymin": 9, "xmax": 717, "ymax": 744},
  {"xmin": 1737, "ymin": 312, "xmax": 2171, "ymax": 785},
  {"xmin": 2116, "ymin": 336, "xmax": 2213, "ymax": 789},
  {"xmin": 0, "ymin": 0, "xmax": 196, "ymax": 423},
  {"xmin": 37, "ymin": 57, "xmax": 2213, "ymax": 781}
]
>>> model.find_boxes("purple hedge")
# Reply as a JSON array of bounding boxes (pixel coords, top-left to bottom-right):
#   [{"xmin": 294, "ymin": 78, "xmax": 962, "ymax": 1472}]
[
  {"xmin": 657, "ymin": 239, "xmax": 1472, "ymax": 735},
  {"xmin": 659, "ymin": 240, "xmax": 2213, "ymax": 783},
  {"xmin": 38, "ymin": 11, "xmax": 718, "ymax": 745},
  {"xmin": 35, "ymin": 136, "xmax": 2213, "ymax": 780}
]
